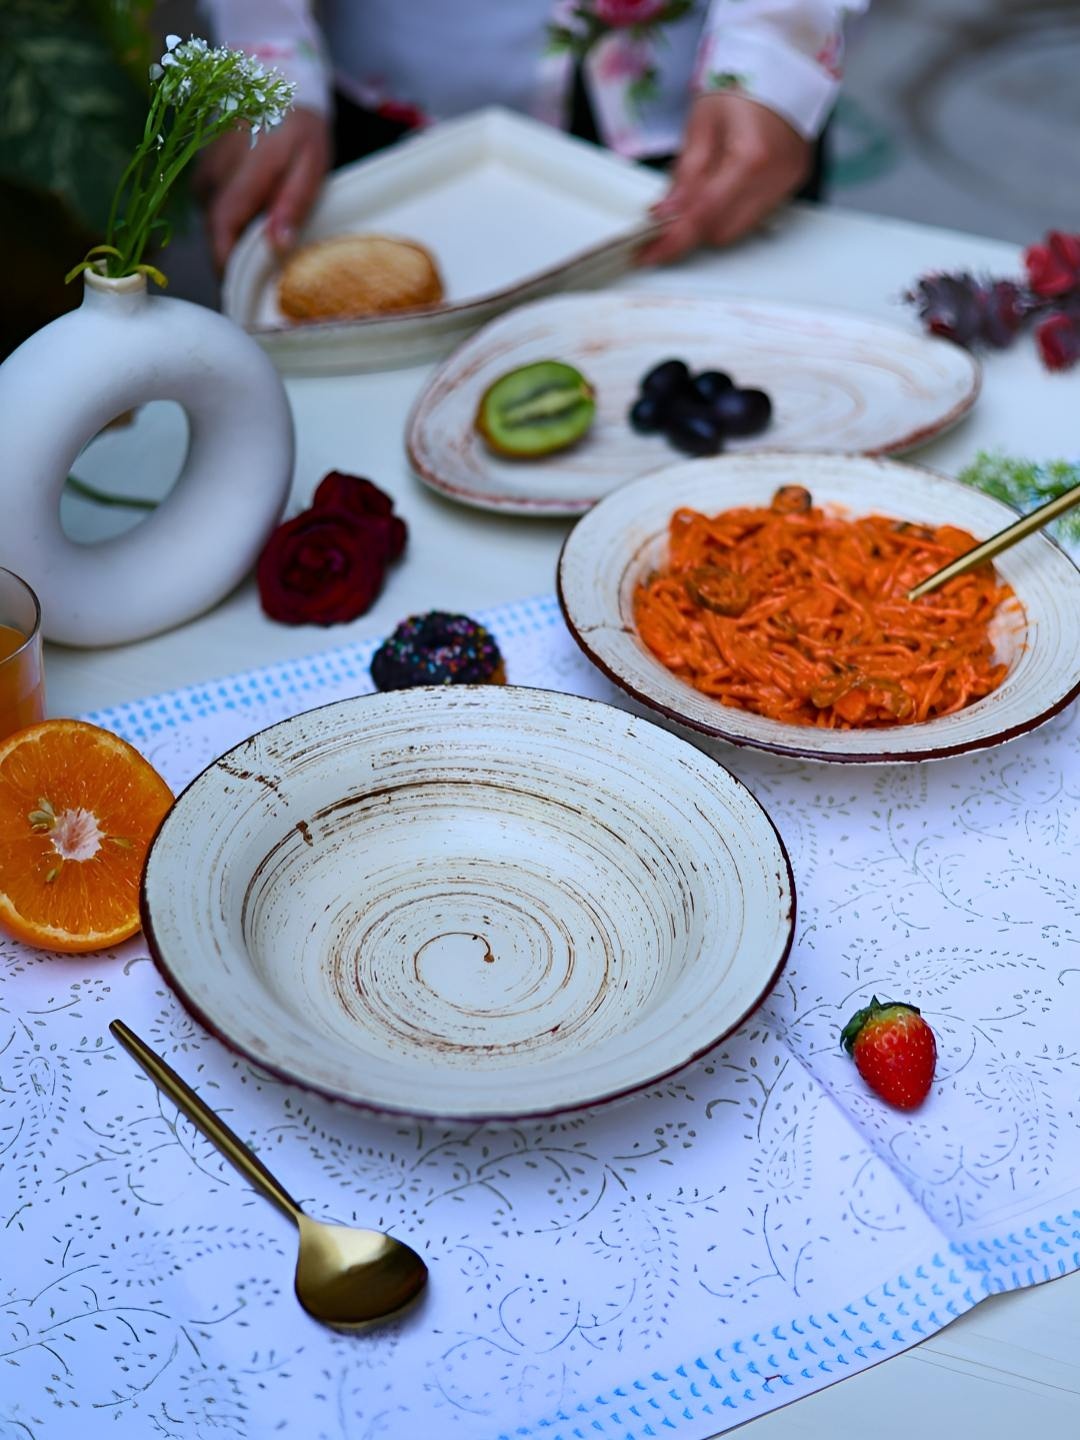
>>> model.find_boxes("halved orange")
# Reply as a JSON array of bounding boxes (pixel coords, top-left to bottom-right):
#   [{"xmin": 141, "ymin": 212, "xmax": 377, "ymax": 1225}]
[{"xmin": 0, "ymin": 719, "xmax": 173, "ymax": 953}]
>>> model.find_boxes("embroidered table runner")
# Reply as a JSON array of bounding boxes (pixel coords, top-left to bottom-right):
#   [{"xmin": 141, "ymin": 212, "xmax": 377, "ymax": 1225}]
[{"xmin": 3, "ymin": 595, "xmax": 1078, "ymax": 1440}]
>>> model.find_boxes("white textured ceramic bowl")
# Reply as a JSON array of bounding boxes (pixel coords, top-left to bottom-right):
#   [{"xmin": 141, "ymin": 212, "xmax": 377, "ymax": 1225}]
[
  {"xmin": 141, "ymin": 687, "xmax": 794, "ymax": 1119},
  {"xmin": 558, "ymin": 453, "xmax": 1080, "ymax": 764}
]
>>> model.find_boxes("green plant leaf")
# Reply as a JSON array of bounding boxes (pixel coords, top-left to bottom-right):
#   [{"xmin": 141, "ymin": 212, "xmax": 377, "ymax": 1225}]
[
  {"xmin": 91, "ymin": 0, "xmax": 157, "ymax": 86},
  {"xmin": 64, "ymin": 243, "xmax": 123, "ymax": 282},
  {"xmin": 0, "ymin": 11, "xmax": 148, "ymax": 233},
  {"xmin": 133, "ymin": 262, "xmax": 168, "ymax": 288}
]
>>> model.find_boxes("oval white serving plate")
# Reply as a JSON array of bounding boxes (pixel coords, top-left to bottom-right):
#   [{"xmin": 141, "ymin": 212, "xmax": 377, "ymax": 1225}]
[
  {"xmin": 406, "ymin": 291, "xmax": 981, "ymax": 516},
  {"xmin": 557, "ymin": 452, "xmax": 1080, "ymax": 764},
  {"xmin": 142, "ymin": 687, "xmax": 794, "ymax": 1119}
]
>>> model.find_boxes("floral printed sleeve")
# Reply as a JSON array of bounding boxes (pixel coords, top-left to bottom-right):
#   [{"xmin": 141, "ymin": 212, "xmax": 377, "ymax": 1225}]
[
  {"xmin": 202, "ymin": 0, "xmax": 332, "ymax": 114},
  {"xmin": 694, "ymin": 0, "xmax": 870, "ymax": 139}
]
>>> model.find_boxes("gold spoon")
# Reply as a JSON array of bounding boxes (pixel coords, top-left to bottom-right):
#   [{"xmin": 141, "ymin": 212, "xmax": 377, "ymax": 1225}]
[
  {"xmin": 908, "ymin": 480, "xmax": 1080, "ymax": 601},
  {"xmin": 109, "ymin": 1019, "xmax": 428, "ymax": 1328}
]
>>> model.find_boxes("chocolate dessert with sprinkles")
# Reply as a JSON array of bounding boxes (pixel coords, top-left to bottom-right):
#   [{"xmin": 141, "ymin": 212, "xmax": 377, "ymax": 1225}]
[{"xmin": 370, "ymin": 612, "xmax": 506, "ymax": 691}]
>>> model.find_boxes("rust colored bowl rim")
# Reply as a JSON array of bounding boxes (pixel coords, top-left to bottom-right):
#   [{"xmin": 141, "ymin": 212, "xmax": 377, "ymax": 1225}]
[{"xmin": 556, "ymin": 452, "xmax": 1080, "ymax": 765}]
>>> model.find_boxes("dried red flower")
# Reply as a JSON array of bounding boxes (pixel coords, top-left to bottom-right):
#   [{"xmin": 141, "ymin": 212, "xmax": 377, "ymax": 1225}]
[
  {"xmin": 978, "ymin": 280, "xmax": 1027, "ymax": 348},
  {"xmin": 1035, "ymin": 310, "xmax": 1080, "ymax": 372},
  {"xmin": 905, "ymin": 274, "xmax": 1026, "ymax": 350},
  {"xmin": 909, "ymin": 229, "xmax": 1080, "ymax": 373},
  {"xmin": 1023, "ymin": 231, "xmax": 1080, "ymax": 300}
]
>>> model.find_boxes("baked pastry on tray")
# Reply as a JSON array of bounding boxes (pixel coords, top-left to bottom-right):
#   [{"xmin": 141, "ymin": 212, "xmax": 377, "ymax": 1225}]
[{"xmin": 277, "ymin": 234, "xmax": 444, "ymax": 321}]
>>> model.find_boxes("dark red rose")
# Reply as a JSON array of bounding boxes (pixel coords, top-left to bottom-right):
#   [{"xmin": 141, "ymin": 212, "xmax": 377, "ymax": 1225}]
[
  {"xmin": 1024, "ymin": 231, "xmax": 1080, "ymax": 299},
  {"xmin": 364, "ymin": 512, "xmax": 408, "ymax": 563},
  {"xmin": 257, "ymin": 510, "xmax": 387, "ymax": 625},
  {"xmin": 1035, "ymin": 311, "xmax": 1080, "ymax": 371},
  {"xmin": 311, "ymin": 472, "xmax": 407, "ymax": 561},
  {"xmin": 312, "ymin": 471, "xmax": 395, "ymax": 517}
]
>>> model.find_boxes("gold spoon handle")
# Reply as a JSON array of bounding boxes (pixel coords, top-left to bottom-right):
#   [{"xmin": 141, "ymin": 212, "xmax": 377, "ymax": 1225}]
[
  {"xmin": 908, "ymin": 480, "xmax": 1080, "ymax": 601},
  {"xmin": 110, "ymin": 1018, "xmax": 301, "ymax": 1224}
]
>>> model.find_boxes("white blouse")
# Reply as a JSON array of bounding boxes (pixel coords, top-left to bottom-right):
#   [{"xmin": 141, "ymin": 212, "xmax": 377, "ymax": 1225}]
[{"xmin": 204, "ymin": 0, "xmax": 869, "ymax": 156}]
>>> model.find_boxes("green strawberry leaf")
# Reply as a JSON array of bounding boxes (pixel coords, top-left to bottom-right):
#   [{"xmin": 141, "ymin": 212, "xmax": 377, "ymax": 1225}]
[{"xmin": 840, "ymin": 995, "xmax": 920, "ymax": 1054}]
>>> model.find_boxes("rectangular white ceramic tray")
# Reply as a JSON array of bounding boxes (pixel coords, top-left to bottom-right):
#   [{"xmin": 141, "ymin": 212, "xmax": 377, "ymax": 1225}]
[{"xmin": 222, "ymin": 106, "xmax": 666, "ymax": 376}]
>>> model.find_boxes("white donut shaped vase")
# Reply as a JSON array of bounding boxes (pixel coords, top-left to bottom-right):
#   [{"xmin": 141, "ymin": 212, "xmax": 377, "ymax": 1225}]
[{"xmin": 0, "ymin": 270, "xmax": 294, "ymax": 647}]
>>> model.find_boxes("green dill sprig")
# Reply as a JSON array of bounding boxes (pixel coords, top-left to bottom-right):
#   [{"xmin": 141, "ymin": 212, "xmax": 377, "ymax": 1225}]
[{"xmin": 956, "ymin": 451, "xmax": 1080, "ymax": 544}]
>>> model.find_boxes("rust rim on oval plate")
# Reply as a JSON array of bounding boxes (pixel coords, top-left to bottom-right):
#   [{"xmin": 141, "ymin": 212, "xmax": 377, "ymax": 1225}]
[{"xmin": 405, "ymin": 291, "xmax": 982, "ymax": 518}]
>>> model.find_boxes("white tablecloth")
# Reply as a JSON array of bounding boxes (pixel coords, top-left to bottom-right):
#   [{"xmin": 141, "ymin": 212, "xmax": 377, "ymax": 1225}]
[
  {"xmin": 34, "ymin": 202, "xmax": 1080, "ymax": 1436},
  {"xmin": 5, "ymin": 595, "xmax": 1079, "ymax": 1439}
]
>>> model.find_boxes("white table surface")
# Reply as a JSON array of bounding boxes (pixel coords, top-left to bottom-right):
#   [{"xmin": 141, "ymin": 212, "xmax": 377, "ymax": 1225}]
[{"xmin": 51, "ymin": 201, "xmax": 1080, "ymax": 1436}]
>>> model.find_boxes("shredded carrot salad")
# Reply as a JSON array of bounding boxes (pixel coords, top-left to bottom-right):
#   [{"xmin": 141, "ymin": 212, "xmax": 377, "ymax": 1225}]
[{"xmin": 633, "ymin": 486, "xmax": 1019, "ymax": 728}]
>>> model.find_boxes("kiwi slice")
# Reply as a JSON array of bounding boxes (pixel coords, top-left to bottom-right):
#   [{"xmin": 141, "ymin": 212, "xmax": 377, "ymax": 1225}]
[{"xmin": 475, "ymin": 360, "xmax": 596, "ymax": 458}]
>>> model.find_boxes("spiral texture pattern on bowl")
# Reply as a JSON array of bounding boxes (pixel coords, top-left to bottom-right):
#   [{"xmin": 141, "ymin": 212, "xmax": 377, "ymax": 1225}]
[{"xmin": 142, "ymin": 687, "xmax": 794, "ymax": 1117}]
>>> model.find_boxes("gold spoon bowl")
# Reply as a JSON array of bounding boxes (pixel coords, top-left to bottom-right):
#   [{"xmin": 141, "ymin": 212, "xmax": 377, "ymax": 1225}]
[{"xmin": 110, "ymin": 1019, "xmax": 428, "ymax": 1329}]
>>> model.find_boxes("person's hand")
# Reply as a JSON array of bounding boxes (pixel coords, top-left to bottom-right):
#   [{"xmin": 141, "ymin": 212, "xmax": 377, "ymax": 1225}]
[
  {"xmin": 638, "ymin": 91, "xmax": 812, "ymax": 266},
  {"xmin": 195, "ymin": 106, "xmax": 331, "ymax": 271}
]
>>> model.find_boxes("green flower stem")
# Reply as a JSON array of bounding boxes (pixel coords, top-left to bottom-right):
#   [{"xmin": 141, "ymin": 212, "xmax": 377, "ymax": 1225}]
[
  {"xmin": 64, "ymin": 475, "xmax": 158, "ymax": 511},
  {"xmin": 109, "ymin": 90, "xmax": 203, "ymax": 273},
  {"xmin": 121, "ymin": 126, "xmax": 204, "ymax": 272},
  {"xmin": 141, "ymin": 84, "xmax": 169, "ymax": 148},
  {"xmin": 105, "ymin": 147, "xmax": 145, "ymax": 250},
  {"xmin": 108, "ymin": 83, "xmax": 173, "ymax": 244}
]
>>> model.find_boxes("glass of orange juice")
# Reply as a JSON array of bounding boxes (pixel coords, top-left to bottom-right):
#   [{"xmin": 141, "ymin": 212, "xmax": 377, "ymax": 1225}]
[{"xmin": 0, "ymin": 569, "xmax": 45, "ymax": 740}]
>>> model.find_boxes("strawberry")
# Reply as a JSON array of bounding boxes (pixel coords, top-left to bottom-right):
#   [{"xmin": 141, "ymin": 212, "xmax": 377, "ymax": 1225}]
[{"xmin": 840, "ymin": 996, "xmax": 937, "ymax": 1110}]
